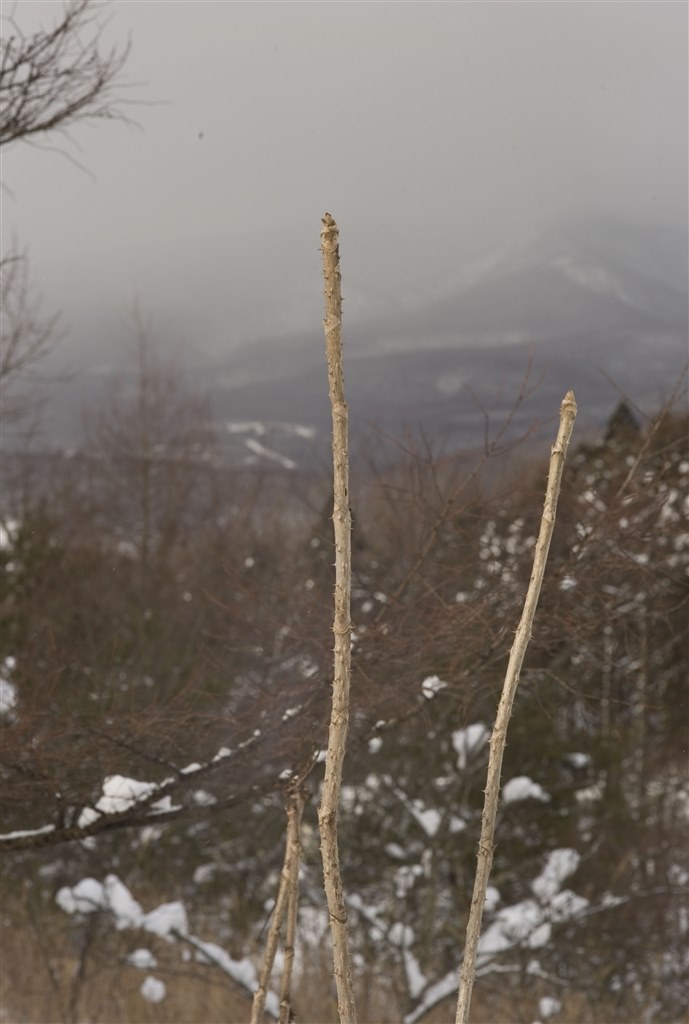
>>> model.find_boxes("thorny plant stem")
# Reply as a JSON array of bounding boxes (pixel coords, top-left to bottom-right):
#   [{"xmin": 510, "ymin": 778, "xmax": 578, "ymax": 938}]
[
  {"xmin": 279, "ymin": 787, "xmax": 305, "ymax": 1024},
  {"xmin": 251, "ymin": 784, "xmax": 305, "ymax": 1024},
  {"xmin": 250, "ymin": 824, "xmax": 291, "ymax": 1021},
  {"xmin": 455, "ymin": 390, "xmax": 577, "ymax": 1024},
  {"xmin": 317, "ymin": 213, "xmax": 358, "ymax": 1023}
]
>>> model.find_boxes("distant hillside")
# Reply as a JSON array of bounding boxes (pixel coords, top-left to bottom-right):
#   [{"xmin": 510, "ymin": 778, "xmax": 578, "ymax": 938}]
[{"xmin": 3, "ymin": 218, "xmax": 686, "ymax": 471}]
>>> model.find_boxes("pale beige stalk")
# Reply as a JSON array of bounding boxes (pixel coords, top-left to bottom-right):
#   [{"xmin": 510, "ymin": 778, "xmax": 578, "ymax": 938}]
[
  {"xmin": 455, "ymin": 390, "xmax": 578, "ymax": 1024},
  {"xmin": 252, "ymin": 780, "xmax": 305, "ymax": 1024},
  {"xmin": 250, "ymin": 796, "xmax": 294, "ymax": 1023},
  {"xmin": 279, "ymin": 786, "xmax": 305, "ymax": 1024},
  {"xmin": 317, "ymin": 213, "xmax": 358, "ymax": 1023}
]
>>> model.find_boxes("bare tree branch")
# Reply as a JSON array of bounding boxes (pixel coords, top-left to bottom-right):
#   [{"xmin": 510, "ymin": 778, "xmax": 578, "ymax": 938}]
[
  {"xmin": 0, "ymin": 0, "xmax": 132, "ymax": 148},
  {"xmin": 0, "ymin": 1, "xmax": 133, "ymax": 420},
  {"xmin": 0, "ymin": 249, "xmax": 59, "ymax": 420}
]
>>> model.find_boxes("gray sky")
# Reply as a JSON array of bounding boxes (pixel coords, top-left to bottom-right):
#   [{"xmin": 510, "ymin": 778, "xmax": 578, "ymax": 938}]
[{"xmin": 2, "ymin": 1, "xmax": 687, "ymax": 361}]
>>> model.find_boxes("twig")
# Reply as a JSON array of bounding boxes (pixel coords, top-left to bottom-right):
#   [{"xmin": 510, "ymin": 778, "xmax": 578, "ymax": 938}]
[
  {"xmin": 251, "ymin": 783, "xmax": 305, "ymax": 1024},
  {"xmin": 279, "ymin": 785, "xmax": 305, "ymax": 1023}
]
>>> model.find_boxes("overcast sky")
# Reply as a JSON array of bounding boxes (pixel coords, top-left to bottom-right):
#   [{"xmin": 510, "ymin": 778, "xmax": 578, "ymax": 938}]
[{"xmin": 2, "ymin": 1, "xmax": 687, "ymax": 362}]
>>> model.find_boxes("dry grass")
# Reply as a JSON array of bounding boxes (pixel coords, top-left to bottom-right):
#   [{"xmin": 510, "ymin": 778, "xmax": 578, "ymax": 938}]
[
  {"xmin": 0, "ymin": 914, "xmax": 249, "ymax": 1023},
  {"xmin": 0, "ymin": 892, "xmax": 659, "ymax": 1024}
]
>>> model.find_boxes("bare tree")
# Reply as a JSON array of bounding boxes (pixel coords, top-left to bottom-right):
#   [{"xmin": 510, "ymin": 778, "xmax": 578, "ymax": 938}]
[
  {"xmin": 0, "ymin": 249, "xmax": 58, "ymax": 422},
  {"xmin": 0, "ymin": 0, "xmax": 132, "ymax": 417},
  {"xmin": 0, "ymin": 0, "xmax": 131, "ymax": 148},
  {"xmin": 86, "ymin": 304, "xmax": 215, "ymax": 565}
]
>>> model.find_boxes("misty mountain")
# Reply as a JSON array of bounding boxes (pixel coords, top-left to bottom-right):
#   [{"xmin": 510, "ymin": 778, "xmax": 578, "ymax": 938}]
[
  {"xmin": 198, "ymin": 218, "xmax": 687, "ymax": 462},
  {"xmin": 219, "ymin": 217, "xmax": 687, "ymax": 384},
  {"xmin": 6, "ymin": 218, "xmax": 687, "ymax": 469},
  {"xmin": 370, "ymin": 218, "xmax": 688, "ymax": 347}
]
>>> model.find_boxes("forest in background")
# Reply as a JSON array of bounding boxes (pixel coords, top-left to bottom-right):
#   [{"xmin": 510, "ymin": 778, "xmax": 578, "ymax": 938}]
[
  {"xmin": 1, "ymin": 329, "xmax": 687, "ymax": 1021},
  {"xmin": 1, "ymin": 4, "xmax": 687, "ymax": 1020}
]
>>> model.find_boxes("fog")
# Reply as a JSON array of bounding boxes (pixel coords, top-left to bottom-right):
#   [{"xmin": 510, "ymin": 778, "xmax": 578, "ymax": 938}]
[{"xmin": 2, "ymin": 1, "xmax": 687, "ymax": 364}]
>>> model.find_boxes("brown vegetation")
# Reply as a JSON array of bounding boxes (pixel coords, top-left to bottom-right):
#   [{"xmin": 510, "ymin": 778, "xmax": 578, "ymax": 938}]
[{"xmin": 1, "ymin": 8, "xmax": 687, "ymax": 1017}]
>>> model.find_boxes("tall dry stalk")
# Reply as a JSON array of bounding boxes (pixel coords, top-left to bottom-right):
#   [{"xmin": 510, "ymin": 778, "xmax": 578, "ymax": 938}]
[
  {"xmin": 317, "ymin": 212, "xmax": 358, "ymax": 1022},
  {"xmin": 279, "ymin": 786, "xmax": 305, "ymax": 1024},
  {"xmin": 250, "ymin": 783, "xmax": 305, "ymax": 1024},
  {"xmin": 455, "ymin": 390, "xmax": 578, "ymax": 1024}
]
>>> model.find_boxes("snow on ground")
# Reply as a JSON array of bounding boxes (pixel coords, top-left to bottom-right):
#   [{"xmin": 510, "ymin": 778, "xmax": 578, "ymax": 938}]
[
  {"xmin": 404, "ymin": 970, "xmax": 457, "ymax": 1024},
  {"xmin": 127, "ymin": 948, "xmax": 157, "ymax": 969},
  {"xmin": 532, "ymin": 849, "xmax": 581, "ymax": 901},
  {"xmin": 565, "ymin": 752, "xmax": 592, "ymax": 769},
  {"xmin": 403, "ymin": 848, "xmax": 588, "ymax": 1023},
  {"xmin": 389, "ymin": 924, "xmax": 427, "ymax": 999},
  {"xmin": 393, "ymin": 786, "xmax": 442, "ymax": 837},
  {"xmin": 143, "ymin": 901, "xmax": 189, "ymax": 940},
  {"xmin": 193, "ymin": 863, "xmax": 217, "ymax": 885},
  {"xmin": 226, "ymin": 421, "xmax": 315, "ymax": 439},
  {"xmin": 0, "ymin": 519, "xmax": 18, "ymax": 550},
  {"xmin": 475, "ymin": 850, "xmax": 588, "ymax": 970},
  {"xmin": 0, "ymin": 677, "xmax": 17, "ymax": 720},
  {"xmin": 408, "ymin": 801, "xmax": 442, "ymax": 838},
  {"xmin": 55, "ymin": 874, "xmax": 279, "ymax": 1014},
  {"xmin": 575, "ymin": 779, "xmax": 605, "ymax": 803},
  {"xmin": 477, "ymin": 898, "xmax": 552, "ymax": 965},
  {"xmin": 484, "ymin": 886, "xmax": 501, "ymax": 912},
  {"xmin": 140, "ymin": 976, "xmax": 166, "ymax": 1003},
  {"xmin": 52, "ymin": 845, "xmax": 589, "ymax": 1022},
  {"xmin": 192, "ymin": 789, "xmax": 217, "ymax": 806},
  {"xmin": 539, "ymin": 995, "xmax": 562, "ymax": 1018},
  {"xmin": 503, "ymin": 776, "xmax": 551, "ymax": 804},
  {"xmin": 451, "ymin": 723, "xmax": 489, "ymax": 769},
  {"xmin": 0, "ymin": 657, "xmax": 17, "ymax": 720},
  {"xmin": 226, "ymin": 421, "xmax": 268, "ymax": 436},
  {"xmin": 244, "ymin": 438, "xmax": 296, "ymax": 470},
  {"xmin": 421, "ymin": 675, "xmax": 448, "ymax": 699},
  {"xmin": 56, "ymin": 878, "xmax": 112, "ymax": 917}
]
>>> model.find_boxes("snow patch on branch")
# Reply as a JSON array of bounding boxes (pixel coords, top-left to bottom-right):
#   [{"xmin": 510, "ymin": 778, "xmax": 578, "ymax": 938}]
[{"xmin": 76, "ymin": 775, "xmax": 178, "ymax": 830}]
